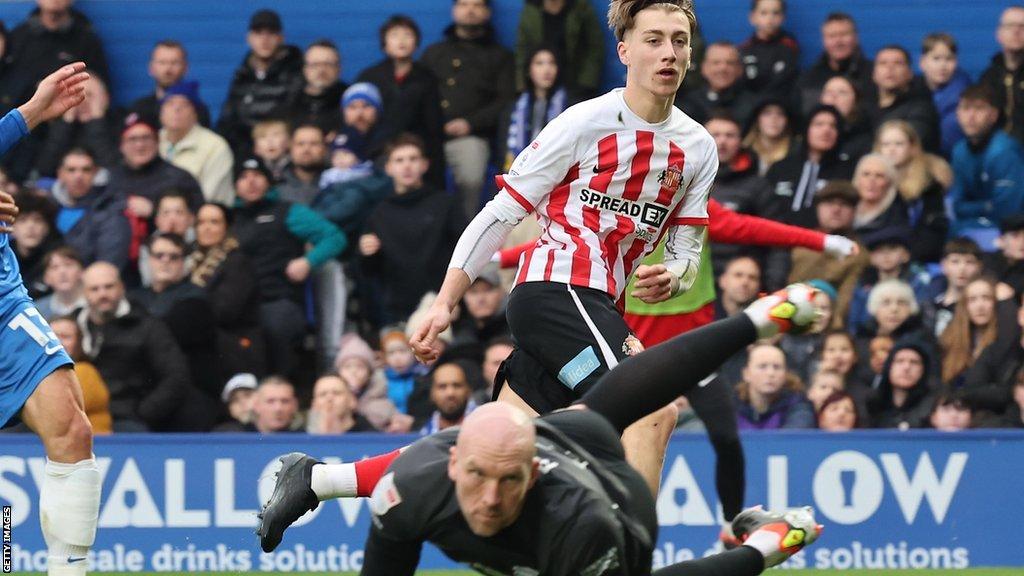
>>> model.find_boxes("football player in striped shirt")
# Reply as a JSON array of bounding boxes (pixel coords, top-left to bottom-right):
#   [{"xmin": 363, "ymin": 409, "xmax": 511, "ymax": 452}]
[{"xmin": 412, "ymin": 0, "xmax": 714, "ymax": 496}]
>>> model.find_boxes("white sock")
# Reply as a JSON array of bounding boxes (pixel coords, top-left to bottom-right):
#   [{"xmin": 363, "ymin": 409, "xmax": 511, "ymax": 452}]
[
  {"xmin": 310, "ymin": 463, "xmax": 358, "ymax": 500},
  {"xmin": 742, "ymin": 529, "xmax": 778, "ymax": 561},
  {"xmin": 41, "ymin": 457, "xmax": 100, "ymax": 576}
]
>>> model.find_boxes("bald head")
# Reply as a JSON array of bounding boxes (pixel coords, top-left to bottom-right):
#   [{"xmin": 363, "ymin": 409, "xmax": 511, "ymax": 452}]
[
  {"xmin": 449, "ymin": 402, "xmax": 539, "ymax": 536},
  {"xmin": 456, "ymin": 402, "xmax": 536, "ymax": 461},
  {"xmin": 83, "ymin": 261, "xmax": 124, "ymax": 321}
]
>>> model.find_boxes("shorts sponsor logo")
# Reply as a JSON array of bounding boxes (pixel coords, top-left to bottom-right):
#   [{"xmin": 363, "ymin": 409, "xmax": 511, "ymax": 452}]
[
  {"xmin": 558, "ymin": 346, "xmax": 601, "ymax": 390},
  {"xmin": 578, "ymin": 189, "xmax": 669, "ymax": 228}
]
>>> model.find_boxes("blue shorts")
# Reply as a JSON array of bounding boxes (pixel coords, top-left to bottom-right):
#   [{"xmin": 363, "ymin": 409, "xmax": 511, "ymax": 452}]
[{"xmin": 0, "ymin": 294, "xmax": 74, "ymax": 427}]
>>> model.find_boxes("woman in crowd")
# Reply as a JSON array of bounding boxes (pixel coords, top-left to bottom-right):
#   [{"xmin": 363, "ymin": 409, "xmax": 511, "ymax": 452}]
[
  {"xmin": 734, "ymin": 343, "xmax": 815, "ymax": 429},
  {"xmin": 960, "ymin": 292, "xmax": 1024, "ymax": 425},
  {"xmin": 500, "ymin": 46, "xmax": 568, "ymax": 171},
  {"xmin": 49, "ymin": 316, "xmax": 112, "ymax": 434},
  {"xmin": 306, "ymin": 374, "xmax": 377, "ymax": 434},
  {"xmin": 742, "ymin": 98, "xmax": 793, "ymax": 176},
  {"xmin": 764, "ymin": 104, "xmax": 854, "ymax": 228},
  {"xmin": 187, "ymin": 202, "xmax": 266, "ymax": 380},
  {"xmin": 818, "ymin": 75, "xmax": 873, "ymax": 161},
  {"xmin": 817, "ymin": 391, "xmax": 859, "ymax": 431},
  {"xmin": 852, "ymin": 154, "xmax": 908, "ymax": 237},
  {"xmin": 939, "ymin": 277, "xmax": 1019, "ymax": 387},
  {"xmin": 874, "ymin": 120, "xmax": 951, "ymax": 262},
  {"xmin": 868, "ymin": 341, "xmax": 936, "ymax": 429},
  {"xmin": 856, "ymin": 279, "xmax": 933, "ymax": 348}
]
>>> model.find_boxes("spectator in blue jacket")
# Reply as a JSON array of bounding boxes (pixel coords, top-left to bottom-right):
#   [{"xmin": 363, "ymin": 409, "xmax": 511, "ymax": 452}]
[
  {"xmin": 948, "ymin": 84, "xmax": 1024, "ymax": 237},
  {"xmin": 48, "ymin": 147, "xmax": 132, "ymax": 272},
  {"xmin": 919, "ymin": 33, "xmax": 970, "ymax": 156},
  {"xmin": 231, "ymin": 156, "xmax": 347, "ymax": 377}
]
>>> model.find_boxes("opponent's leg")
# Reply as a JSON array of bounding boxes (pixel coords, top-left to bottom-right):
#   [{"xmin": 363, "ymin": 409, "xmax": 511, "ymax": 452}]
[
  {"xmin": 496, "ymin": 383, "xmax": 539, "ymax": 417},
  {"xmin": 685, "ymin": 375, "xmax": 745, "ymax": 542},
  {"xmin": 582, "ymin": 285, "xmax": 817, "ymax": 434},
  {"xmin": 21, "ymin": 368, "xmax": 100, "ymax": 576},
  {"xmin": 653, "ymin": 506, "xmax": 822, "ymax": 576},
  {"xmin": 621, "ymin": 403, "xmax": 677, "ymax": 496}
]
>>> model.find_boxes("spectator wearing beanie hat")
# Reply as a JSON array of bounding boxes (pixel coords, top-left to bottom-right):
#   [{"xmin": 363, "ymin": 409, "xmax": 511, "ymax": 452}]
[
  {"xmin": 108, "ymin": 112, "xmax": 205, "ymax": 220},
  {"xmin": 334, "ymin": 332, "xmax": 399, "ymax": 431},
  {"xmin": 318, "ymin": 129, "xmax": 375, "ymax": 189},
  {"xmin": 231, "ymin": 155, "xmax": 347, "ymax": 376},
  {"xmin": 159, "ymin": 80, "xmax": 235, "ymax": 205},
  {"xmin": 341, "ymin": 82, "xmax": 385, "ymax": 158}
]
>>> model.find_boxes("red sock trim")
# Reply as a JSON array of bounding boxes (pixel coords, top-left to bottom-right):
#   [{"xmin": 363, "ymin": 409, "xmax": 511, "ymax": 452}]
[{"xmin": 355, "ymin": 449, "xmax": 402, "ymax": 497}]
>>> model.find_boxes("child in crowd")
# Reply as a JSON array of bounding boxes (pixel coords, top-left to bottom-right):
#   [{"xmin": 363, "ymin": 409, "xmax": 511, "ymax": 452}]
[
  {"xmin": 380, "ymin": 326, "xmax": 428, "ymax": 415},
  {"xmin": 780, "ymin": 279, "xmax": 836, "ymax": 381},
  {"xmin": 919, "ymin": 32, "xmax": 971, "ymax": 156},
  {"xmin": 739, "ymin": 0, "xmax": 799, "ymax": 100},
  {"xmin": 929, "ymin": 393, "xmax": 973, "ymax": 431},
  {"xmin": 252, "ymin": 119, "xmax": 291, "ymax": 181},
  {"xmin": 928, "ymin": 238, "xmax": 984, "ymax": 336},
  {"xmin": 806, "ymin": 369, "xmax": 845, "ymax": 413},
  {"xmin": 319, "ymin": 129, "xmax": 374, "ymax": 189}
]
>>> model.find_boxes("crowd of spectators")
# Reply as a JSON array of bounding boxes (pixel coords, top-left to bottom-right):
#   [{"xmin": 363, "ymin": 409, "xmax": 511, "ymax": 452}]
[{"xmin": 3, "ymin": 0, "xmax": 1024, "ymax": 434}]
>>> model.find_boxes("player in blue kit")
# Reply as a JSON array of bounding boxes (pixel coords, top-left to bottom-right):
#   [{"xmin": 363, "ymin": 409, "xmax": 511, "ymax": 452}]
[{"xmin": 0, "ymin": 62, "xmax": 102, "ymax": 576}]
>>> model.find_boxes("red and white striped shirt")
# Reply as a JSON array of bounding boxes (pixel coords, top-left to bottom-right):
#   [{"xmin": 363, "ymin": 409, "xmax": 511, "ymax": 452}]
[{"xmin": 498, "ymin": 89, "xmax": 716, "ymax": 298}]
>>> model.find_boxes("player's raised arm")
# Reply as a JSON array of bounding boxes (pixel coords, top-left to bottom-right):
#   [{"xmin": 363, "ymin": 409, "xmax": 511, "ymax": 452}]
[
  {"xmin": 0, "ymin": 190, "xmax": 17, "ymax": 233},
  {"xmin": 410, "ymin": 111, "xmax": 576, "ymax": 362},
  {"xmin": 16, "ymin": 62, "xmax": 90, "ymax": 131}
]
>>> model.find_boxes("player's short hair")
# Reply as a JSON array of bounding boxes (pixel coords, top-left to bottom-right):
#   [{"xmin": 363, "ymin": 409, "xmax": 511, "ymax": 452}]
[
  {"xmin": 959, "ymin": 83, "xmax": 999, "ymax": 109},
  {"xmin": 750, "ymin": 0, "xmax": 786, "ymax": 11},
  {"xmin": 156, "ymin": 188, "xmax": 194, "ymax": 213},
  {"xmin": 383, "ymin": 133, "xmax": 427, "ymax": 161},
  {"xmin": 877, "ymin": 44, "xmax": 911, "ymax": 65},
  {"xmin": 922, "ymin": 32, "xmax": 957, "ymax": 55},
  {"xmin": 608, "ymin": 0, "xmax": 697, "ymax": 42},
  {"xmin": 942, "ymin": 237, "xmax": 982, "ymax": 260},
  {"xmin": 43, "ymin": 245, "xmax": 83, "ymax": 269},
  {"xmin": 379, "ymin": 14, "xmax": 421, "ymax": 49},
  {"xmin": 252, "ymin": 118, "xmax": 290, "ymax": 141},
  {"xmin": 153, "ymin": 39, "xmax": 187, "ymax": 59},
  {"xmin": 147, "ymin": 230, "xmax": 187, "ymax": 253},
  {"xmin": 823, "ymin": 12, "xmax": 856, "ymax": 30}
]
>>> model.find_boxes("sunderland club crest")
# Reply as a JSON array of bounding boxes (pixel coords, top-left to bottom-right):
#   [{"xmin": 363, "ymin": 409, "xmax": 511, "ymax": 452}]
[{"xmin": 658, "ymin": 164, "xmax": 684, "ymax": 191}]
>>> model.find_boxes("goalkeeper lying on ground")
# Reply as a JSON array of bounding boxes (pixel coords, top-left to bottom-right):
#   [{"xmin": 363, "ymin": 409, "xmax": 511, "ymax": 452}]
[{"xmin": 257, "ymin": 285, "xmax": 825, "ymax": 575}]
